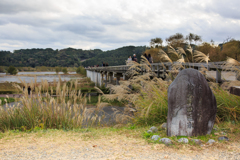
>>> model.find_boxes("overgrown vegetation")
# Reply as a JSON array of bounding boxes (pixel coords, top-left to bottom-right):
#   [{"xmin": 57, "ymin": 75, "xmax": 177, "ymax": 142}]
[
  {"xmin": 76, "ymin": 66, "xmax": 86, "ymax": 76},
  {"xmin": 7, "ymin": 66, "xmax": 18, "ymax": 75}
]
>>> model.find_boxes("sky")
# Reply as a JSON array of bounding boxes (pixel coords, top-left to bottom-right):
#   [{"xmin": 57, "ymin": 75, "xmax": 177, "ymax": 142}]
[{"xmin": 0, "ymin": 0, "xmax": 240, "ymax": 52}]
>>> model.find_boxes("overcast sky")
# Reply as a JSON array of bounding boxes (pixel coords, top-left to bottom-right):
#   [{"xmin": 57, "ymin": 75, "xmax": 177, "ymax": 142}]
[{"xmin": 0, "ymin": 0, "xmax": 240, "ymax": 52}]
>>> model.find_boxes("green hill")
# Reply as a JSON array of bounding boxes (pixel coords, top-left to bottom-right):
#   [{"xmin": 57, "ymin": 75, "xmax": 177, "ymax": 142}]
[{"xmin": 0, "ymin": 46, "xmax": 147, "ymax": 67}]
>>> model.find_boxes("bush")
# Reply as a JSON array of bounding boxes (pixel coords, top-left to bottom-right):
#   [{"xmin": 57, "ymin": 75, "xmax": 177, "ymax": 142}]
[
  {"xmin": 0, "ymin": 66, "xmax": 4, "ymax": 73},
  {"xmin": 62, "ymin": 68, "xmax": 68, "ymax": 74},
  {"xmin": 7, "ymin": 66, "xmax": 18, "ymax": 75},
  {"xmin": 76, "ymin": 66, "xmax": 86, "ymax": 76},
  {"xmin": 55, "ymin": 67, "xmax": 61, "ymax": 74}
]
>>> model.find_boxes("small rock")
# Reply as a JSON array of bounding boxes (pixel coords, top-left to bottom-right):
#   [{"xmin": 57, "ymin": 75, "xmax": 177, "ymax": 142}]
[
  {"xmin": 147, "ymin": 130, "xmax": 153, "ymax": 133},
  {"xmin": 161, "ymin": 123, "xmax": 167, "ymax": 130},
  {"xmin": 178, "ymin": 138, "xmax": 189, "ymax": 144},
  {"xmin": 218, "ymin": 136, "xmax": 229, "ymax": 141},
  {"xmin": 150, "ymin": 126, "xmax": 158, "ymax": 133},
  {"xmin": 159, "ymin": 138, "xmax": 172, "ymax": 145},
  {"xmin": 151, "ymin": 135, "xmax": 160, "ymax": 141},
  {"xmin": 214, "ymin": 132, "xmax": 220, "ymax": 136},
  {"xmin": 207, "ymin": 139, "xmax": 216, "ymax": 144},
  {"xmin": 191, "ymin": 139, "xmax": 202, "ymax": 145}
]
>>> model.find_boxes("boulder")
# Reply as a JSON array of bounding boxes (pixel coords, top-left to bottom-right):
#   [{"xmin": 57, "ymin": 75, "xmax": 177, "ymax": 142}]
[
  {"xmin": 191, "ymin": 139, "xmax": 202, "ymax": 145},
  {"xmin": 207, "ymin": 139, "xmax": 216, "ymax": 144},
  {"xmin": 159, "ymin": 138, "xmax": 172, "ymax": 145},
  {"xmin": 161, "ymin": 123, "xmax": 167, "ymax": 130},
  {"xmin": 218, "ymin": 136, "xmax": 229, "ymax": 141},
  {"xmin": 151, "ymin": 135, "xmax": 160, "ymax": 141},
  {"xmin": 167, "ymin": 68, "xmax": 217, "ymax": 136},
  {"xmin": 149, "ymin": 126, "xmax": 158, "ymax": 133},
  {"xmin": 178, "ymin": 138, "xmax": 189, "ymax": 144}
]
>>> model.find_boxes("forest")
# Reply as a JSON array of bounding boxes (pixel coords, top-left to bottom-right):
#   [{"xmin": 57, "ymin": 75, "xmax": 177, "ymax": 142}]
[
  {"xmin": 0, "ymin": 46, "xmax": 146, "ymax": 67},
  {"xmin": 1, "ymin": 33, "xmax": 240, "ymax": 68}
]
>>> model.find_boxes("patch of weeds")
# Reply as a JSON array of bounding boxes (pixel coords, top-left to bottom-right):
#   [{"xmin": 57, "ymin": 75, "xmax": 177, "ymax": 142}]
[
  {"xmin": 128, "ymin": 124, "xmax": 136, "ymax": 130},
  {"xmin": 143, "ymin": 131, "xmax": 153, "ymax": 139}
]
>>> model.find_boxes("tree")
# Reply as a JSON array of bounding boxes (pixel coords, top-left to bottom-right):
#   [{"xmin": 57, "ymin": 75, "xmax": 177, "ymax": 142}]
[
  {"xmin": 55, "ymin": 67, "xmax": 60, "ymax": 74},
  {"xmin": 7, "ymin": 66, "xmax": 18, "ymax": 75},
  {"xmin": 193, "ymin": 35, "xmax": 202, "ymax": 44},
  {"xmin": 0, "ymin": 66, "xmax": 4, "ymax": 73},
  {"xmin": 166, "ymin": 33, "xmax": 185, "ymax": 48},
  {"xmin": 186, "ymin": 33, "xmax": 194, "ymax": 45},
  {"xmin": 186, "ymin": 33, "xmax": 202, "ymax": 45},
  {"xmin": 150, "ymin": 37, "xmax": 163, "ymax": 48},
  {"xmin": 62, "ymin": 67, "xmax": 68, "ymax": 74},
  {"xmin": 76, "ymin": 66, "xmax": 86, "ymax": 76}
]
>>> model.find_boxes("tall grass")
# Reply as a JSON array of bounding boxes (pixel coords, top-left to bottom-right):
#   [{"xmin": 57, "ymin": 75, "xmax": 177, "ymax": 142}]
[{"xmin": 0, "ymin": 79, "xmax": 112, "ymax": 132}]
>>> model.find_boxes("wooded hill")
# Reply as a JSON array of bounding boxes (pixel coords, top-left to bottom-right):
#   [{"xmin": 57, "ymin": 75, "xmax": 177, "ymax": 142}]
[{"xmin": 0, "ymin": 46, "xmax": 146, "ymax": 67}]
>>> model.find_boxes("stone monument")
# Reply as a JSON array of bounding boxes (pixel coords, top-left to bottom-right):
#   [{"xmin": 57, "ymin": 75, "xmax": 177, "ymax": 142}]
[{"xmin": 167, "ymin": 68, "xmax": 217, "ymax": 136}]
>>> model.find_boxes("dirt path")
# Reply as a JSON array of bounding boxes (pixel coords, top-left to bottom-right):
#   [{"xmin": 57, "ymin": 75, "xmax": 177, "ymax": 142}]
[{"xmin": 0, "ymin": 131, "xmax": 239, "ymax": 160}]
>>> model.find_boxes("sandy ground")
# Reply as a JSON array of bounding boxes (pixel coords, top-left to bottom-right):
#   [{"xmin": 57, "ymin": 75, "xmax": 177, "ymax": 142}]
[{"xmin": 0, "ymin": 131, "xmax": 240, "ymax": 160}]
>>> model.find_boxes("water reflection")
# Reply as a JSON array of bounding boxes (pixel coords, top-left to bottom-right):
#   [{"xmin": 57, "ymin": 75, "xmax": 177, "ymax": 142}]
[
  {"xmin": 0, "ymin": 72, "xmax": 81, "ymax": 83},
  {"xmin": 0, "ymin": 72, "xmax": 76, "ymax": 75}
]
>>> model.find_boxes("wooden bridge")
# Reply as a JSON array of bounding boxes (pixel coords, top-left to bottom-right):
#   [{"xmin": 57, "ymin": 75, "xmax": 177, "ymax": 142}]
[{"xmin": 86, "ymin": 62, "xmax": 239, "ymax": 86}]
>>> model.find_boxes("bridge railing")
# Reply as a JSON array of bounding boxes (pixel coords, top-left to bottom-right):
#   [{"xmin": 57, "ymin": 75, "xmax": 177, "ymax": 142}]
[{"xmin": 86, "ymin": 61, "xmax": 228, "ymax": 71}]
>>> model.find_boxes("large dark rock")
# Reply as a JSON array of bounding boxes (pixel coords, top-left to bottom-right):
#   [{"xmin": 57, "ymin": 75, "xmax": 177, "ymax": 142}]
[{"xmin": 167, "ymin": 68, "xmax": 217, "ymax": 136}]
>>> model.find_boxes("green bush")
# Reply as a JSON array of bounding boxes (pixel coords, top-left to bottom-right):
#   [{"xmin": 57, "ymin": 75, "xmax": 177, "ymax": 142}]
[
  {"xmin": 76, "ymin": 66, "xmax": 86, "ymax": 76},
  {"xmin": 0, "ymin": 66, "xmax": 4, "ymax": 73},
  {"xmin": 7, "ymin": 66, "xmax": 18, "ymax": 75},
  {"xmin": 55, "ymin": 67, "xmax": 61, "ymax": 74},
  {"xmin": 62, "ymin": 68, "xmax": 68, "ymax": 74}
]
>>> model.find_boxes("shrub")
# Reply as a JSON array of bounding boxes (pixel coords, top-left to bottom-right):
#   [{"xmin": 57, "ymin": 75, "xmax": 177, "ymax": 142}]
[
  {"xmin": 7, "ymin": 66, "xmax": 18, "ymax": 75},
  {"xmin": 0, "ymin": 66, "xmax": 4, "ymax": 73},
  {"xmin": 76, "ymin": 66, "xmax": 86, "ymax": 76},
  {"xmin": 62, "ymin": 67, "xmax": 68, "ymax": 74},
  {"xmin": 55, "ymin": 67, "xmax": 61, "ymax": 74}
]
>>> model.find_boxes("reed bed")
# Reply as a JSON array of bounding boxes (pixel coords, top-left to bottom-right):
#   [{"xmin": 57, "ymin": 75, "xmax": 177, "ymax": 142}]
[{"xmin": 0, "ymin": 79, "xmax": 114, "ymax": 132}]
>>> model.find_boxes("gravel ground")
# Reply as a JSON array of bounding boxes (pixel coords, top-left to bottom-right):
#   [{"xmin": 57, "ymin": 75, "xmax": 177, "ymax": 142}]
[{"xmin": 0, "ymin": 133, "xmax": 240, "ymax": 160}]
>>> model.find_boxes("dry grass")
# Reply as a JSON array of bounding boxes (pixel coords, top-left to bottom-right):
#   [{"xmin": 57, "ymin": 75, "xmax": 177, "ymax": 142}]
[
  {"xmin": 223, "ymin": 57, "xmax": 240, "ymax": 79},
  {"xmin": 0, "ymin": 76, "xmax": 131, "ymax": 131},
  {"xmin": 193, "ymin": 50, "xmax": 210, "ymax": 64}
]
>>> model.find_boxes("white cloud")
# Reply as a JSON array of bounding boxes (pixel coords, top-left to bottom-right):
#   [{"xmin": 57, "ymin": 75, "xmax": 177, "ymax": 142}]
[{"xmin": 0, "ymin": 0, "xmax": 240, "ymax": 51}]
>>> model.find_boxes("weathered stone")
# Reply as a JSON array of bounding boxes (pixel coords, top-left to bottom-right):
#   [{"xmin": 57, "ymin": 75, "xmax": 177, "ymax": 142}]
[
  {"xmin": 149, "ymin": 126, "xmax": 158, "ymax": 133},
  {"xmin": 230, "ymin": 86, "xmax": 240, "ymax": 96},
  {"xmin": 161, "ymin": 123, "xmax": 167, "ymax": 130},
  {"xmin": 218, "ymin": 136, "xmax": 229, "ymax": 141},
  {"xmin": 191, "ymin": 139, "xmax": 202, "ymax": 145},
  {"xmin": 207, "ymin": 139, "xmax": 216, "ymax": 144},
  {"xmin": 151, "ymin": 135, "xmax": 160, "ymax": 141},
  {"xmin": 147, "ymin": 130, "xmax": 153, "ymax": 134},
  {"xmin": 167, "ymin": 68, "xmax": 217, "ymax": 136},
  {"xmin": 178, "ymin": 138, "xmax": 189, "ymax": 144},
  {"xmin": 159, "ymin": 138, "xmax": 172, "ymax": 145}
]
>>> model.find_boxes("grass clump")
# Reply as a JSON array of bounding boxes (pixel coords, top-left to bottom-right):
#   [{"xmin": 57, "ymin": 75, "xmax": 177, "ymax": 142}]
[{"xmin": 0, "ymin": 97, "xmax": 15, "ymax": 105}]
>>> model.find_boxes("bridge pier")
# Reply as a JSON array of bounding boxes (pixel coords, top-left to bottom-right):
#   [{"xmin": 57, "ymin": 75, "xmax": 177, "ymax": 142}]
[{"xmin": 216, "ymin": 70, "xmax": 222, "ymax": 83}]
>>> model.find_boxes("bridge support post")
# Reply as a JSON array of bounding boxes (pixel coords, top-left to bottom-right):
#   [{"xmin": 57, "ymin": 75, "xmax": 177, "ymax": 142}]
[
  {"xmin": 116, "ymin": 76, "xmax": 121, "ymax": 85},
  {"xmin": 95, "ymin": 72, "xmax": 98, "ymax": 86},
  {"xmin": 105, "ymin": 73, "xmax": 108, "ymax": 87},
  {"xmin": 108, "ymin": 72, "xmax": 113, "ymax": 83},
  {"xmin": 157, "ymin": 65, "xmax": 160, "ymax": 78},
  {"xmin": 216, "ymin": 69, "xmax": 222, "ymax": 83}
]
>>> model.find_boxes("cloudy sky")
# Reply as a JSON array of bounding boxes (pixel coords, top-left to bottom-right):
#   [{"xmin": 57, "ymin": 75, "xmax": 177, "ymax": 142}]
[{"xmin": 0, "ymin": 0, "xmax": 240, "ymax": 52}]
